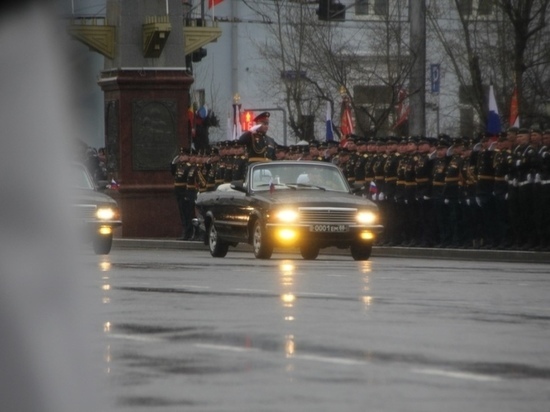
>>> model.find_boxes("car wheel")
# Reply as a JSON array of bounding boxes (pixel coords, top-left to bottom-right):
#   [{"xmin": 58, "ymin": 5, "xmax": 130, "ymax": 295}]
[
  {"xmin": 252, "ymin": 220, "xmax": 273, "ymax": 259},
  {"xmin": 209, "ymin": 223, "xmax": 229, "ymax": 258},
  {"xmin": 93, "ymin": 232, "xmax": 113, "ymax": 255},
  {"xmin": 300, "ymin": 244, "xmax": 319, "ymax": 260},
  {"xmin": 350, "ymin": 241, "xmax": 372, "ymax": 261}
]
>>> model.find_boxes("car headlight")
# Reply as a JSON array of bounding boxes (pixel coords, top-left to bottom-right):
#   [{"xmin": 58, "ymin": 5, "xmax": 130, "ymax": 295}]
[
  {"xmin": 96, "ymin": 207, "xmax": 116, "ymax": 221},
  {"xmin": 275, "ymin": 209, "xmax": 299, "ymax": 223},
  {"xmin": 356, "ymin": 211, "xmax": 377, "ymax": 224}
]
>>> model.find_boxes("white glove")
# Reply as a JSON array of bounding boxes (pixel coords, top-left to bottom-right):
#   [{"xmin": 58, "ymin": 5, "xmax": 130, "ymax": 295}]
[
  {"xmin": 535, "ymin": 174, "xmax": 542, "ymax": 183},
  {"xmin": 466, "ymin": 198, "xmax": 471, "ymax": 206},
  {"xmin": 505, "ymin": 193, "xmax": 509, "ymax": 200},
  {"xmin": 516, "ymin": 160, "xmax": 521, "ymax": 166},
  {"xmin": 444, "ymin": 198, "xmax": 450, "ymax": 205},
  {"xmin": 404, "ymin": 199, "xmax": 408, "ymax": 204},
  {"xmin": 378, "ymin": 192, "xmax": 385, "ymax": 201},
  {"xmin": 423, "ymin": 196, "xmax": 430, "ymax": 200},
  {"xmin": 527, "ymin": 173, "xmax": 532, "ymax": 182},
  {"xmin": 475, "ymin": 196, "xmax": 482, "ymax": 207},
  {"xmin": 372, "ymin": 193, "xmax": 378, "ymax": 201}
]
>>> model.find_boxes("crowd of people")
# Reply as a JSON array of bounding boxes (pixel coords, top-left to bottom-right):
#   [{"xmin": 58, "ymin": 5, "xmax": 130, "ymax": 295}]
[{"xmin": 171, "ymin": 114, "xmax": 549, "ymax": 251}]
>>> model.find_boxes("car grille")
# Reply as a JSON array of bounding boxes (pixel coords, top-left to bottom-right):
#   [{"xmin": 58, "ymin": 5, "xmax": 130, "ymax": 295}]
[
  {"xmin": 72, "ymin": 204, "xmax": 97, "ymax": 220},
  {"xmin": 298, "ymin": 207, "xmax": 357, "ymax": 224}
]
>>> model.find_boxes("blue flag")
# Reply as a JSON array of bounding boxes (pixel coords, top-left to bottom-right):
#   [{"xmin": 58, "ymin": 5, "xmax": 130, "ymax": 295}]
[{"xmin": 486, "ymin": 85, "xmax": 501, "ymax": 135}]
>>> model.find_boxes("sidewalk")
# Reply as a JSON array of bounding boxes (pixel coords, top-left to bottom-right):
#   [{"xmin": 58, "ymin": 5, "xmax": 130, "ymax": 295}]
[{"xmin": 113, "ymin": 238, "xmax": 550, "ymax": 264}]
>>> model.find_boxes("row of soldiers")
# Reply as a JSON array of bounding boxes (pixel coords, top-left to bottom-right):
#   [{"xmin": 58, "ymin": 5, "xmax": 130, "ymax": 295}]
[
  {"xmin": 335, "ymin": 127, "xmax": 550, "ymax": 251},
  {"xmin": 171, "ymin": 127, "xmax": 550, "ymax": 250}
]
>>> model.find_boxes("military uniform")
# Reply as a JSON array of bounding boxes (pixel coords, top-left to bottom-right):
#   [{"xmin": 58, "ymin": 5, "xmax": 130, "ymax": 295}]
[
  {"xmin": 414, "ymin": 139, "xmax": 436, "ymax": 247},
  {"xmin": 170, "ymin": 149, "xmax": 194, "ymax": 240},
  {"xmin": 431, "ymin": 139, "xmax": 451, "ymax": 246},
  {"xmin": 238, "ymin": 112, "xmax": 276, "ymax": 162},
  {"xmin": 475, "ymin": 138, "xmax": 496, "ymax": 248},
  {"xmin": 514, "ymin": 130, "xmax": 538, "ymax": 248}
]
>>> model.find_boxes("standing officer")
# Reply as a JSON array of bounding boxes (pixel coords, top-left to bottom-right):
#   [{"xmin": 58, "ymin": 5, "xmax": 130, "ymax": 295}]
[
  {"xmin": 414, "ymin": 137, "xmax": 436, "ymax": 247},
  {"xmin": 238, "ymin": 112, "xmax": 276, "ymax": 161},
  {"xmin": 170, "ymin": 147, "xmax": 193, "ymax": 240},
  {"xmin": 432, "ymin": 137, "xmax": 451, "ymax": 247},
  {"xmin": 514, "ymin": 128, "xmax": 538, "ymax": 249},
  {"xmin": 475, "ymin": 134, "xmax": 497, "ymax": 248}
]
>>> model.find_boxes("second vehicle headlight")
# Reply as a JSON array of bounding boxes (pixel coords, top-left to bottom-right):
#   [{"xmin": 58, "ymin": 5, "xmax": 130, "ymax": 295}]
[
  {"xmin": 96, "ymin": 207, "xmax": 116, "ymax": 221},
  {"xmin": 356, "ymin": 211, "xmax": 376, "ymax": 224}
]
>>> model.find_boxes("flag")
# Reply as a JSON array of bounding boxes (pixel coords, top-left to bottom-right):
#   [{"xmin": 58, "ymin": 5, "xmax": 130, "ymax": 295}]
[
  {"xmin": 486, "ymin": 84, "xmax": 501, "ymax": 136},
  {"xmin": 325, "ymin": 101, "xmax": 334, "ymax": 141},
  {"xmin": 393, "ymin": 88, "xmax": 410, "ymax": 129},
  {"xmin": 509, "ymin": 86, "xmax": 520, "ymax": 128},
  {"xmin": 231, "ymin": 103, "xmax": 242, "ymax": 140},
  {"xmin": 340, "ymin": 96, "xmax": 354, "ymax": 146},
  {"xmin": 369, "ymin": 181, "xmax": 377, "ymax": 195},
  {"xmin": 208, "ymin": 0, "xmax": 224, "ymax": 8}
]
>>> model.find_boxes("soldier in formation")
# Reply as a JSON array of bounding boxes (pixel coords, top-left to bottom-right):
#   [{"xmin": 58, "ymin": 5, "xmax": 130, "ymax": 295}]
[{"xmin": 171, "ymin": 125, "xmax": 549, "ymax": 251}]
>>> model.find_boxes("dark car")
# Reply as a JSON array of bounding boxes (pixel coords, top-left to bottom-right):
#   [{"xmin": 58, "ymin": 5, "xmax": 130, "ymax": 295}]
[
  {"xmin": 70, "ymin": 162, "xmax": 121, "ymax": 255},
  {"xmin": 195, "ymin": 161, "xmax": 383, "ymax": 260}
]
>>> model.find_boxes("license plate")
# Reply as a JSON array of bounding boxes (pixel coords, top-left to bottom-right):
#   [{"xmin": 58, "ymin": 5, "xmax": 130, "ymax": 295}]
[{"xmin": 310, "ymin": 224, "xmax": 349, "ymax": 233}]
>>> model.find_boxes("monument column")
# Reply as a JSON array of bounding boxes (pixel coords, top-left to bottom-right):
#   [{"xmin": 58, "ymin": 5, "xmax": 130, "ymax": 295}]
[{"xmin": 98, "ymin": 0, "xmax": 193, "ymax": 238}]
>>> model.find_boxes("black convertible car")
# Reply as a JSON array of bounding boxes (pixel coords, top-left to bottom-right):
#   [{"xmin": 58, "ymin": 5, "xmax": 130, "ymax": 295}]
[{"xmin": 194, "ymin": 161, "xmax": 383, "ymax": 260}]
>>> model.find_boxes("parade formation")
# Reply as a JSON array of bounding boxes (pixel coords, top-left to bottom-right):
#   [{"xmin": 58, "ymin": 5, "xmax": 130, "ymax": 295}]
[{"xmin": 171, "ymin": 110, "xmax": 550, "ymax": 252}]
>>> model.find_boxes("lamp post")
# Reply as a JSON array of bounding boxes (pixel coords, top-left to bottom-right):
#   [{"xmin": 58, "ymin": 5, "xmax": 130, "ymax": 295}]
[{"xmin": 232, "ymin": 93, "xmax": 241, "ymax": 140}]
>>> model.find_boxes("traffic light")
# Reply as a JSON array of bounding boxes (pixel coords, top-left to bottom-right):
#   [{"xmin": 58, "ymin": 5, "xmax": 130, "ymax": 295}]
[
  {"xmin": 241, "ymin": 110, "xmax": 254, "ymax": 131},
  {"xmin": 192, "ymin": 47, "xmax": 207, "ymax": 62},
  {"xmin": 317, "ymin": 0, "xmax": 346, "ymax": 21}
]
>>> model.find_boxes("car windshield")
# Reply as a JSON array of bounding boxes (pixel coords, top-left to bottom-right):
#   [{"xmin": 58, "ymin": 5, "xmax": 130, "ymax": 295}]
[
  {"xmin": 250, "ymin": 163, "xmax": 349, "ymax": 192},
  {"xmin": 71, "ymin": 164, "xmax": 96, "ymax": 190}
]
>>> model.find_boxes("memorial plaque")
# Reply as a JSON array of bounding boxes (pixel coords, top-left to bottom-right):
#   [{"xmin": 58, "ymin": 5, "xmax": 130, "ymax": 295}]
[{"xmin": 132, "ymin": 100, "xmax": 177, "ymax": 170}]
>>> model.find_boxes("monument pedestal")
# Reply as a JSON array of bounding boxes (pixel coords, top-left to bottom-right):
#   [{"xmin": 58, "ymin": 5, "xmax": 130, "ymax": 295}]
[{"xmin": 99, "ymin": 69, "xmax": 193, "ymax": 238}]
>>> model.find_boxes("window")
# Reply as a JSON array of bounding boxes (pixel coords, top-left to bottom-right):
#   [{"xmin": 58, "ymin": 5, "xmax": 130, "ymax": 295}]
[
  {"xmin": 355, "ymin": 0, "xmax": 388, "ymax": 16},
  {"xmin": 458, "ymin": 0, "xmax": 494, "ymax": 17}
]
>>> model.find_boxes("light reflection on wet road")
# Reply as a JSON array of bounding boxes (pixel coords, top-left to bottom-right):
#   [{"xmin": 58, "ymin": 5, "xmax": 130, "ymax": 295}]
[{"xmin": 87, "ymin": 249, "xmax": 550, "ymax": 412}]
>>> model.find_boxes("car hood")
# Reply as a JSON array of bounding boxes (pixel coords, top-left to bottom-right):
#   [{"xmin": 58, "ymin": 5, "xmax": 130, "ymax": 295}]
[
  {"xmin": 254, "ymin": 189, "xmax": 378, "ymax": 209},
  {"xmin": 71, "ymin": 188, "xmax": 118, "ymax": 206}
]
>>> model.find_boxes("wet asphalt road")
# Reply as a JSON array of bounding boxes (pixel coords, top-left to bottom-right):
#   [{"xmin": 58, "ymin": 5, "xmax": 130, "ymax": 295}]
[{"xmin": 86, "ymin": 248, "xmax": 550, "ymax": 412}]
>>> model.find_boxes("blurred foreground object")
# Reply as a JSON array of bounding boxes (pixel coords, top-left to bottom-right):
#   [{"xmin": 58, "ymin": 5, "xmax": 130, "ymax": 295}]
[{"xmin": 0, "ymin": 2, "xmax": 107, "ymax": 412}]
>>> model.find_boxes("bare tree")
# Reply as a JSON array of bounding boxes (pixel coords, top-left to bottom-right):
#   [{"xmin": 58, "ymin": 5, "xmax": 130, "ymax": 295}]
[
  {"xmin": 428, "ymin": 0, "xmax": 550, "ymax": 133},
  {"xmin": 243, "ymin": 0, "xmax": 415, "ymax": 140}
]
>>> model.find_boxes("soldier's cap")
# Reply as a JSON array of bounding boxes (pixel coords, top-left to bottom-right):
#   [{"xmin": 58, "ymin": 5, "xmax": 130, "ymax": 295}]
[
  {"xmin": 451, "ymin": 137, "xmax": 464, "ymax": 146},
  {"xmin": 318, "ymin": 141, "xmax": 328, "ymax": 149},
  {"xmin": 507, "ymin": 126, "xmax": 519, "ymax": 133},
  {"xmin": 300, "ymin": 145, "xmax": 310, "ymax": 154},
  {"xmin": 356, "ymin": 138, "xmax": 367, "ymax": 145},
  {"xmin": 376, "ymin": 137, "xmax": 387, "ymax": 146},
  {"xmin": 426, "ymin": 137, "xmax": 438, "ymax": 146},
  {"xmin": 308, "ymin": 139, "xmax": 320, "ymax": 147},
  {"xmin": 210, "ymin": 146, "xmax": 220, "ymax": 155},
  {"xmin": 530, "ymin": 127, "xmax": 542, "ymax": 134},
  {"xmin": 338, "ymin": 147, "xmax": 351, "ymax": 154},
  {"xmin": 544, "ymin": 129, "xmax": 550, "ymax": 135},
  {"xmin": 275, "ymin": 144, "xmax": 288, "ymax": 152},
  {"xmin": 517, "ymin": 127, "xmax": 529, "ymax": 135},
  {"xmin": 254, "ymin": 112, "xmax": 270, "ymax": 123},
  {"xmin": 398, "ymin": 138, "xmax": 408, "ymax": 145},
  {"xmin": 437, "ymin": 138, "xmax": 451, "ymax": 148},
  {"xmin": 408, "ymin": 135, "xmax": 421, "ymax": 144},
  {"xmin": 497, "ymin": 134, "xmax": 508, "ymax": 142},
  {"xmin": 386, "ymin": 136, "xmax": 399, "ymax": 145},
  {"xmin": 326, "ymin": 140, "xmax": 339, "ymax": 147}
]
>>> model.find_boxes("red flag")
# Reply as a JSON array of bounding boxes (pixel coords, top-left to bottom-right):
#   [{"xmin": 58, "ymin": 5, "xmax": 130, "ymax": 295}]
[
  {"xmin": 393, "ymin": 88, "xmax": 410, "ymax": 129},
  {"xmin": 340, "ymin": 96, "xmax": 354, "ymax": 146},
  {"xmin": 509, "ymin": 86, "xmax": 519, "ymax": 128},
  {"xmin": 208, "ymin": 0, "xmax": 224, "ymax": 8}
]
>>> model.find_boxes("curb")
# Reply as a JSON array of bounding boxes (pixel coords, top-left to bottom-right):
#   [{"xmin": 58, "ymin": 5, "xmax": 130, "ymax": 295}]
[{"xmin": 113, "ymin": 238, "xmax": 550, "ymax": 264}]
